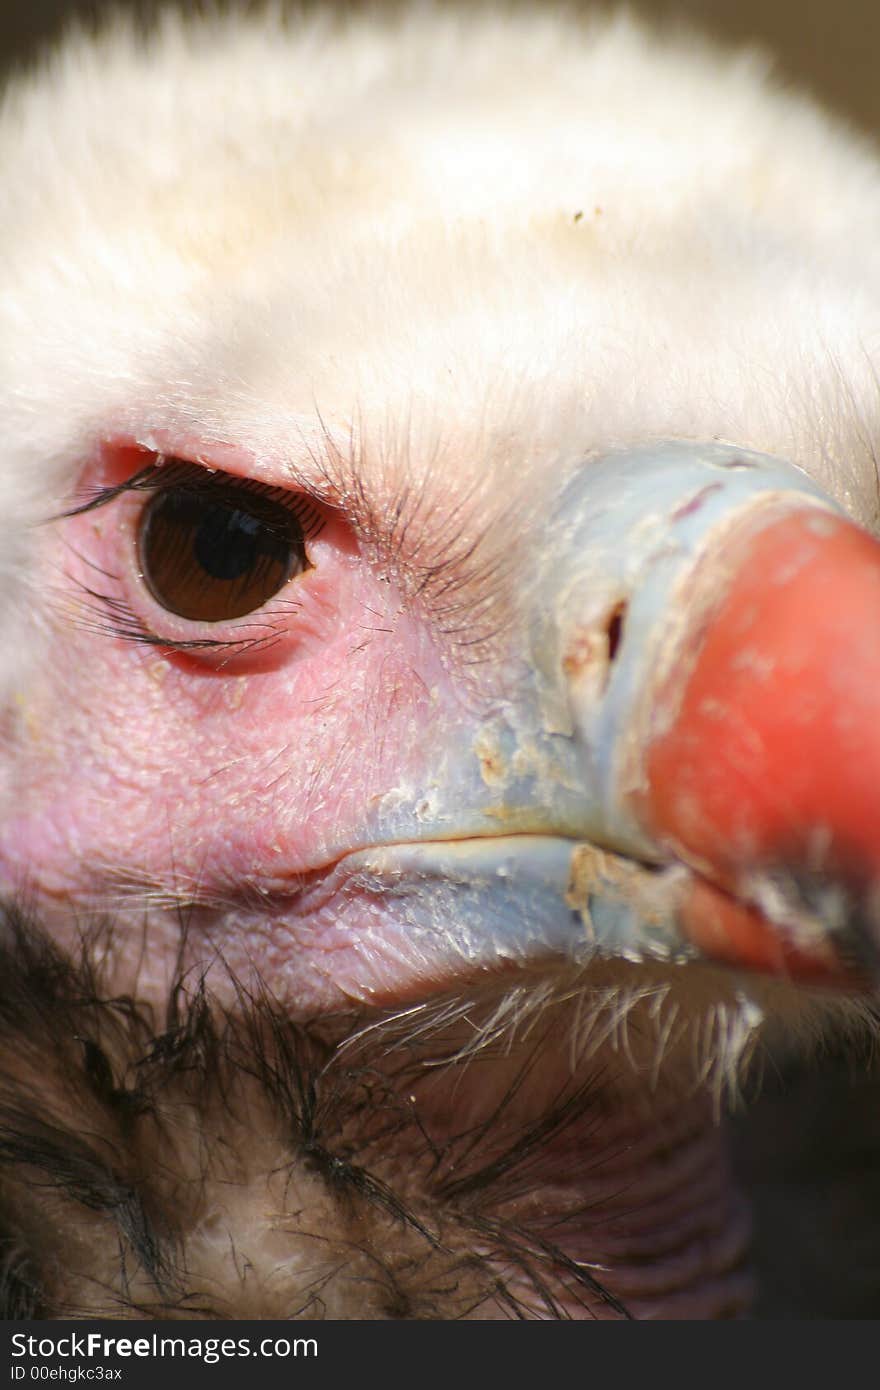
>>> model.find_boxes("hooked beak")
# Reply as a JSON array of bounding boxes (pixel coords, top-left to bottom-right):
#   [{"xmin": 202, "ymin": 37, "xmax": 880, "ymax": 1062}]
[
  {"xmin": 554, "ymin": 442, "xmax": 880, "ymax": 989},
  {"xmin": 341, "ymin": 441, "xmax": 880, "ymax": 1003}
]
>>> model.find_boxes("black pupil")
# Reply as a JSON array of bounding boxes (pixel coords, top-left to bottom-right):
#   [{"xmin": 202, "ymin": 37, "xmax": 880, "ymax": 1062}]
[
  {"xmin": 195, "ymin": 504, "xmax": 270, "ymax": 582},
  {"xmin": 138, "ymin": 479, "xmax": 307, "ymax": 622}
]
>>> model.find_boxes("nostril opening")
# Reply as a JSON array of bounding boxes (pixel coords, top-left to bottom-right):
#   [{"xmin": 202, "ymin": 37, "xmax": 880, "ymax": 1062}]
[
  {"xmin": 606, "ymin": 602, "xmax": 626, "ymax": 664},
  {"xmin": 561, "ymin": 599, "xmax": 628, "ymax": 693}
]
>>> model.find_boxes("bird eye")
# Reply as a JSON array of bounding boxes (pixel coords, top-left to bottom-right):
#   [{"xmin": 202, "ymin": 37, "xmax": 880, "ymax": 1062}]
[{"xmin": 137, "ymin": 473, "xmax": 310, "ymax": 622}]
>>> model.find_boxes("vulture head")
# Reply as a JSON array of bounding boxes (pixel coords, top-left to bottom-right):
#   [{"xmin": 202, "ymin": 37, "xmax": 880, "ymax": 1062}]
[{"xmin": 1, "ymin": 2, "xmax": 879, "ymax": 1320}]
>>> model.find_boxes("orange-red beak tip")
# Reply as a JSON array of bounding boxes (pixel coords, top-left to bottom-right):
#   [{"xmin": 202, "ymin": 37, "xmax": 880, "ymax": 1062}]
[{"xmin": 642, "ymin": 505, "xmax": 880, "ymax": 991}]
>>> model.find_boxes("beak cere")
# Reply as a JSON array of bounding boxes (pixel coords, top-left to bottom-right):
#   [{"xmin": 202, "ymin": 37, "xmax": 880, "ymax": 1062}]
[{"xmin": 550, "ymin": 441, "xmax": 880, "ymax": 990}]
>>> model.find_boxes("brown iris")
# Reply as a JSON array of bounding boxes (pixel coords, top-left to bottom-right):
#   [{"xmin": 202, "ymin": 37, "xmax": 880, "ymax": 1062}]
[{"xmin": 137, "ymin": 473, "xmax": 309, "ymax": 622}]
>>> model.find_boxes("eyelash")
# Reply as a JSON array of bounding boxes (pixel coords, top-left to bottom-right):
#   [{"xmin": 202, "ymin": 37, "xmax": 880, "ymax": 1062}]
[
  {"xmin": 60, "ymin": 457, "xmax": 325, "ymax": 657},
  {"xmin": 64, "ymin": 456, "xmax": 325, "ymax": 533}
]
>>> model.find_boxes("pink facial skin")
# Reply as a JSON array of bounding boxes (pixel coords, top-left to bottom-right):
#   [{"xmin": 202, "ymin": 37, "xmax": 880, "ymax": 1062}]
[{"xmin": 0, "ymin": 436, "xmax": 499, "ymax": 1013}]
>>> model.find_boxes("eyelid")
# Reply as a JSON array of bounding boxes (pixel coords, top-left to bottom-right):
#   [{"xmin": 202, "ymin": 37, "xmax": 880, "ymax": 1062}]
[{"xmin": 62, "ymin": 455, "xmax": 327, "ymax": 543}]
